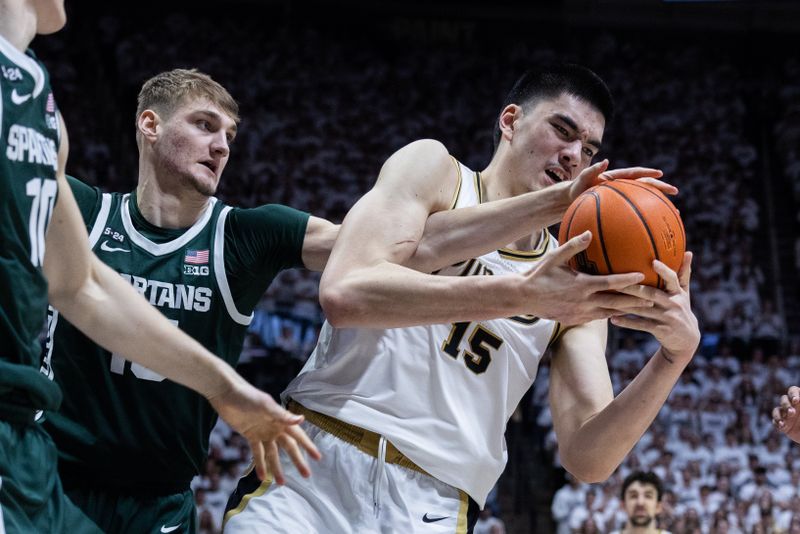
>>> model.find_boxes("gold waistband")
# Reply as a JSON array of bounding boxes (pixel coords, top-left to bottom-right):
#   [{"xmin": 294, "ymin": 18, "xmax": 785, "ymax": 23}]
[{"xmin": 287, "ymin": 400, "xmax": 428, "ymax": 476}]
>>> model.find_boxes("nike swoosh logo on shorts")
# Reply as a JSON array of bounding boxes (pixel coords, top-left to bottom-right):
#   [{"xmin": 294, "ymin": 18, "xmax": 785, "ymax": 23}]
[
  {"xmin": 422, "ymin": 513, "xmax": 449, "ymax": 523},
  {"xmin": 10, "ymin": 89, "xmax": 32, "ymax": 105},
  {"xmin": 160, "ymin": 525, "xmax": 181, "ymax": 533},
  {"xmin": 100, "ymin": 240, "xmax": 130, "ymax": 253}
]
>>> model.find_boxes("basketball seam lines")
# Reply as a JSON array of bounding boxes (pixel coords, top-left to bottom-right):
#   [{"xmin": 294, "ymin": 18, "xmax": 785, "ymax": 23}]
[
  {"xmin": 563, "ymin": 194, "xmax": 590, "ymax": 251},
  {"xmin": 599, "ymin": 184, "xmax": 663, "ymax": 289},
  {"xmin": 617, "ymin": 181, "xmax": 686, "ymax": 246},
  {"xmin": 589, "ymin": 191, "xmax": 614, "ymax": 274}
]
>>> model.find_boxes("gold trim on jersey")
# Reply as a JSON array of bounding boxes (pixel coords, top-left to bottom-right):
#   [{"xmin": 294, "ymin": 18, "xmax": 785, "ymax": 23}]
[
  {"xmin": 457, "ymin": 259, "xmax": 477, "ymax": 277},
  {"xmin": 222, "ymin": 468, "xmax": 273, "ymax": 527},
  {"xmin": 498, "ymin": 230, "xmax": 552, "ymax": 260},
  {"xmin": 475, "ymin": 171, "xmax": 484, "ymax": 204},
  {"xmin": 509, "ymin": 314, "xmax": 540, "ymax": 325},
  {"xmin": 456, "ymin": 490, "xmax": 469, "ymax": 533},
  {"xmin": 448, "ymin": 156, "xmax": 463, "ymax": 210},
  {"xmin": 288, "ymin": 400, "xmax": 429, "ymax": 475}
]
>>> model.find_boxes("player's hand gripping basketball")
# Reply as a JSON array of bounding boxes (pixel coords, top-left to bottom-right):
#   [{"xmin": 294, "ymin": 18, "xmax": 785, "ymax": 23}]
[
  {"xmin": 772, "ymin": 386, "xmax": 800, "ymax": 444},
  {"xmin": 611, "ymin": 252, "xmax": 701, "ymax": 363},
  {"xmin": 521, "ymin": 232, "xmax": 657, "ymax": 326},
  {"xmin": 207, "ymin": 376, "xmax": 322, "ymax": 484},
  {"xmin": 568, "ymin": 159, "xmax": 677, "ymax": 200}
]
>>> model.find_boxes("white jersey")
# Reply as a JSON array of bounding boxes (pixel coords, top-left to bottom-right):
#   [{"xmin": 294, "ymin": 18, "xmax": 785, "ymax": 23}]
[{"xmin": 283, "ymin": 160, "xmax": 561, "ymax": 507}]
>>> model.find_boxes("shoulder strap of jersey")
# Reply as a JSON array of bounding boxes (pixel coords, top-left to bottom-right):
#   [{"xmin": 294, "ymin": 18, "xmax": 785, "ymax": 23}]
[
  {"xmin": 450, "ymin": 158, "xmax": 482, "ymax": 210},
  {"xmin": 213, "ymin": 206, "xmax": 253, "ymax": 326}
]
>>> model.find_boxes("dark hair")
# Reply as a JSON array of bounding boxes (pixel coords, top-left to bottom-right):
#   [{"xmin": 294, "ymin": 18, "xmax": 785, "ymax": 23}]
[
  {"xmin": 492, "ymin": 63, "xmax": 614, "ymax": 151},
  {"xmin": 621, "ymin": 471, "xmax": 664, "ymax": 502}
]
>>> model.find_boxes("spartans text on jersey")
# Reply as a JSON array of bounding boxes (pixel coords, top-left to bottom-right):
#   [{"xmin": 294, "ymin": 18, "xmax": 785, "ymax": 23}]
[
  {"xmin": 6, "ymin": 124, "xmax": 58, "ymax": 170},
  {"xmin": 120, "ymin": 273, "xmax": 211, "ymax": 312}
]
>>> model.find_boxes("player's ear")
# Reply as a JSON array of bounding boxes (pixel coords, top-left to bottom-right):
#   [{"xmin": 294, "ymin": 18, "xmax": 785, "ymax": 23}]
[
  {"xmin": 137, "ymin": 110, "xmax": 160, "ymax": 144},
  {"xmin": 498, "ymin": 104, "xmax": 522, "ymax": 144}
]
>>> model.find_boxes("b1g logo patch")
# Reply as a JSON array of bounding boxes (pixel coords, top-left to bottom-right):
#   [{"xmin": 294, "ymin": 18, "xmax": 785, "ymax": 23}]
[{"xmin": 183, "ymin": 265, "xmax": 209, "ymax": 276}]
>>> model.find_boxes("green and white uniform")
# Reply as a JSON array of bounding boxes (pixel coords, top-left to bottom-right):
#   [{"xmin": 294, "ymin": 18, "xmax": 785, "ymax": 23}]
[
  {"xmin": 0, "ymin": 35, "xmax": 100, "ymax": 534},
  {"xmin": 43, "ymin": 177, "xmax": 309, "ymax": 533}
]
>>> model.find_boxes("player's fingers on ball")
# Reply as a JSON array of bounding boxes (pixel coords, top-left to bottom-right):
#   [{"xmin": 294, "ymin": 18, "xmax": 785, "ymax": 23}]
[
  {"xmin": 615, "ymin": 284, "xmax": 663, "ymax": 302},
  {"xmin": 556, "ymin": 232, "xmax": 592, "ymax": 262},
  {"xmin": 595, "ymin": 293, "xmax": 654, "ymax": 312},
  {"xmin": 635, "ymin": 177, "xmax": 678, "ymax": 195},
  {"xmin": 582, "ymin": 159, "xmax": 608, "ymax": 177},
  {"xmin": 653, "ymin": 260, "xmax": 681, "ymax": 293},
  {"xmin": 266, "ymin": 441, "xmax": 285, "ymax": 485},
  {"xmin": 594, "ymin": 272, "xmax": 645, "ymax": 292},
  {"xmin": 602, "ymin": 167, "xmax": 663, "ymax": 180},
  {"xmin": 677, "ymin": 252, "xmax": 693, "ymax": 290}
]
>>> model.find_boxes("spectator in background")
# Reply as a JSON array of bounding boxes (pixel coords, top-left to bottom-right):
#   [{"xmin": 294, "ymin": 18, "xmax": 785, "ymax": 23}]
[
  {"xmin": 753, "ymin": 299, "xmax": 786, "ymax": 355},
  {"xmin": 609, "ymin": 471, "xmax": 671, "ymax": 534},
  {"xmin": 738, "ymin": 466, "xmax": 774, "ymax": 502},
  {"xmin": 552, "ymin": 473, "xmax": 588, "ymax": 534},
  {"xmin": 568, "ymin": 490, "xmax": 604, "ymax": 533}
]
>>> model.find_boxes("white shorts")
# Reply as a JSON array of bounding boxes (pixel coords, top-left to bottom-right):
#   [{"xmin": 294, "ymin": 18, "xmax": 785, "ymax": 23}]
[{"xmin": 222, "ymin": 418, "xmax": 478, "ymax": 533}]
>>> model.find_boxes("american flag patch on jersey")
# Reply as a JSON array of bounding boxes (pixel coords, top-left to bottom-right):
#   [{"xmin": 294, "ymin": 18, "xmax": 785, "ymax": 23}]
[
  {"xmin": 184, "ymin": 249, "xmax": 209, "ymax": 264},
  {"xmin": 46, "ymin": 93, "xmax": 56, "ymax": 113}
]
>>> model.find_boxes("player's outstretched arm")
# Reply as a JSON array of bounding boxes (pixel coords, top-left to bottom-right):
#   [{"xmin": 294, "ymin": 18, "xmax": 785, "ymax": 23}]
[
  {"xmin": 298, "ymin": 162, "xmax": 670, "ymax": 275},
  {"xmin": 320, "ymin": 140, "xmax": 667, "ymax": 328},
  {"xmin": 772, "ymin": 386, "xmax": 800, "ymax": 444},
  {"xmin": 410, "ymin": 160, "xmax": 672, "ymax": 274},
  {"xmin": 548, "ymin": 253, "xmax": 699, "ymax": 482},
  {"xmin": 44, "ymin": 123, "xmax": 319, "ymax": 482}
]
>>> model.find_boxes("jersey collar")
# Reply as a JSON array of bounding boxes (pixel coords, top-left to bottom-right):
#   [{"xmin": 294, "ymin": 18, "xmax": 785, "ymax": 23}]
[
  {"xmin": 0, "ymin": 34, "xmax": 46, "ymax": 98},
  {"xmin": 120, "ymin": 194, "xmax": 217, "ymax": 256}
]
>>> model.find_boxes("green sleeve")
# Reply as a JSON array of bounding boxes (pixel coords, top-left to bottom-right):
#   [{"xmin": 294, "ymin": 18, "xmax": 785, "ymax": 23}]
[
  {"xmin": 66, "ymin": 175, "xmax": 102, "ymax": 227},
  {"xmin": 223, "ymin": 204, "xmax": 310, "ymax": 314}
]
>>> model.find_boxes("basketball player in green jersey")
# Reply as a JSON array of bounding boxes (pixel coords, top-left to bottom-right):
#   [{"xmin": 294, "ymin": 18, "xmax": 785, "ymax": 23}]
[
  {"xmin": 46, "ymin": 65, "xmax": 673, "ymax": 532},
  {"xmin": 43, "ymin": 69, "xmax": 339, "ymax": 533},
  {"xmin": 0, "ymin": 3, "xmax": 319, "ymax": 532}
]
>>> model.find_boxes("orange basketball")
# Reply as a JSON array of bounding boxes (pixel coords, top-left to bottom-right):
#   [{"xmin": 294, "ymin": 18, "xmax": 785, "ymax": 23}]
[{"xmin": 558, "ymin": 180, "xmax": 685, "ymax": 289}]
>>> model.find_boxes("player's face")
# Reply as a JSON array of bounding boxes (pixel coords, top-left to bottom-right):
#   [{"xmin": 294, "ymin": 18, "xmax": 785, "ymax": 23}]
[
  {"xmin": 505, "ymin": 93, "xmax": 604, "ymax": 193},
  {"xmin": 33, "ymin": 0, "xmax": 66, "ymax": 34},
  {"xmin": 155, "ymin": 99, "xmax": 237, "ymax": 197},
  {"xmin": 623, "ymin": 481, "xmax": 662, "ymax": 528}
]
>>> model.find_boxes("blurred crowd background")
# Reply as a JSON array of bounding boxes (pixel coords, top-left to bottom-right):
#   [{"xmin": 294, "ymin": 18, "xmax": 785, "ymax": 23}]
[{"xmin": 41, "ymin": 1, "xmax": 800, "ymax": 532}]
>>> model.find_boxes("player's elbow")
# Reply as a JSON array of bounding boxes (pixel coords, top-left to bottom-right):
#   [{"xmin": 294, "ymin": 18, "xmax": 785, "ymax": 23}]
[
  {"xmin": 404, "ymin": 238, "xmax": 437, "ymax": 274},
  {"xmin": 319, "ymin": 281, "xmax": 364, "ymax": 328},
  {"xmin": 559, "ymin": 447, "xmax": 618, "ymax": 484},
  {"xmin": 560, "ymin": 454, "xmax": 615, "ymax": 484},
  {"xmin": 47, "ymin": 266, "xmax": 88, "ymax": 311}
]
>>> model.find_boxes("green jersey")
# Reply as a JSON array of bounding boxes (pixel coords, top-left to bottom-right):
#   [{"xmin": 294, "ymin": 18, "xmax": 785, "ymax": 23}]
[
  {"xmin": 44, "ymin": 177, "xmax": 309, "ymax": 494},
  {"xmin": 0, "ymin": 36, "xmax": 63, "ymax": 421}
]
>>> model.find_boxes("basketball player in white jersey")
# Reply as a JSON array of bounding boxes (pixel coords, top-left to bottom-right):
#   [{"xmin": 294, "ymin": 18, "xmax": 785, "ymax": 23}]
[{"xmin": 223, "ymin": 64, "xmax": 700, "ymax": 533}]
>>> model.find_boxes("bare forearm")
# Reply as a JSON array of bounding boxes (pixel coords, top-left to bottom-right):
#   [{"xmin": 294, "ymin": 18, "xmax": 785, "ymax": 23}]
[
  {"xmin": 561, "ymin": 348, "xmax": 688, "ymax": 481},
  {"xmin": 53, "ymin": 258, "xmax": 237, "ymax": 399},
  {"xmin": 409, "ymin": 182, "xmax": 572, "ymax": 273},
  {"xmin": 321, "ymin": 261, "xmax": 528, "ymax": 328}
]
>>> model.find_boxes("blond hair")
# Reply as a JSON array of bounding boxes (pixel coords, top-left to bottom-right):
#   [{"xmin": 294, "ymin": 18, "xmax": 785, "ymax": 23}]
[{"xmin": 136, "ymin": 68, "xmax": 239, "ymax": 134}]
